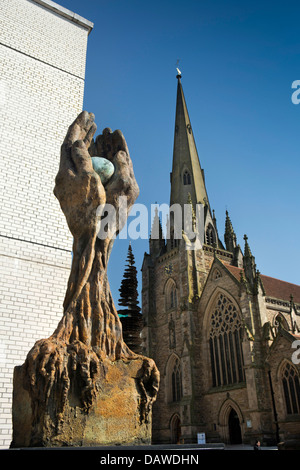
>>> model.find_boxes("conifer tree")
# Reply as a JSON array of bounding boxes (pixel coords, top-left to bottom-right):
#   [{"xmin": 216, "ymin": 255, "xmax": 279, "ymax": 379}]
[{"xmin": 118, "ymin": 243, "xmax": 143, "ymax": 353}]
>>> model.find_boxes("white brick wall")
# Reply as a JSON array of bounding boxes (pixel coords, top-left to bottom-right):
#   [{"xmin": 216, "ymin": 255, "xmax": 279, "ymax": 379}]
[
  {"xmin": 0, "ymin": 0, "xmax": 89, "ymax": 78},
  {"xmin": 0, "ymin": 0, "xmax": 93, "ymax": 447}
]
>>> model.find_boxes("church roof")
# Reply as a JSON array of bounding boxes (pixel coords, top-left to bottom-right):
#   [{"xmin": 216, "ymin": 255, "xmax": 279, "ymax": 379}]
[
  {"xmin": 224, "ymin": 264, "xmax": 300, "ymax": 304},
  {"xmin": 259, "ymin": 275, "xmax": 300, "ymax": 304}
]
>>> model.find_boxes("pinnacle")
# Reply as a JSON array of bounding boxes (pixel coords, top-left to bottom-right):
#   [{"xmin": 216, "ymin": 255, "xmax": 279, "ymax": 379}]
[
  {"xmin": 225, "ymin": 210, "xmax": 235, "ymax": 235},
  {"xmin": 243, "ymin": 234, "xmax": 254, "ymax": 258}
]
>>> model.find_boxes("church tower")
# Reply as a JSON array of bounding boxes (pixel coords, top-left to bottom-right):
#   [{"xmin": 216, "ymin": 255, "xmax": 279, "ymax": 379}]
[
  {"xmin": 141, "ymin": 73, "xmax": 300, "ymax": 446},
  {"xmin": 142, "ymin": 72, "xmax": 242, "ymax": 443}
]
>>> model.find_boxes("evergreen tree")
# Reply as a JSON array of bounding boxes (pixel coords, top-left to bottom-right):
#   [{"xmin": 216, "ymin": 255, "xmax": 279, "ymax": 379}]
[{"xmin": 118, "ymin": 243, "xmax": 143, "ymax": 353}]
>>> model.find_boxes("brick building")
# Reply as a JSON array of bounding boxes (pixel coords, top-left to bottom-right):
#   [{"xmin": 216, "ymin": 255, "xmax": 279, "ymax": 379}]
[
  {"xmin": 142, "ymin": 72, "xmax": 300, "ymax": 446},
  {"xmin": 0, "ymin": 0, "xmax": 93, "ymax": 448}
]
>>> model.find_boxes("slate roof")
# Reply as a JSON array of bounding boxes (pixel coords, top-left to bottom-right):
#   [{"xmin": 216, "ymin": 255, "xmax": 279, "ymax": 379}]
[{"xmin": 224, "ymin": 264, "xmax": 300, "ymax": 304}]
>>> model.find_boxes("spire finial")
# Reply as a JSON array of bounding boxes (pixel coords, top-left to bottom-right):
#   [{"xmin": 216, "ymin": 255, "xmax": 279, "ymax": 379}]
[{"xmin": 176, "ymin": 59, "xmax": 182, "ymax": 79}]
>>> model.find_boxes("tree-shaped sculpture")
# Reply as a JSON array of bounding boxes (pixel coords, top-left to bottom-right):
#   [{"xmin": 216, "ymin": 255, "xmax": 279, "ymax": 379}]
[{"xmin": 12, "ymin": 112, "xmax": 159, "ymax": 447}]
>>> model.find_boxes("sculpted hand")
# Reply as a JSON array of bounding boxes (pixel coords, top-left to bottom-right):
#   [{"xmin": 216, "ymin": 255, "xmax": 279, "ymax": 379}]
[
  {"xmin": 53, "ymin": 111, "xmax": 139, "ymax": 311},
  {"xmin": 54, "ymin": 111, "xmax": 105, "ymax": 240},
  {"xmin": 54, "ymin": 111, "xmax": 139, "ymax": 248},
  {"xmin": 89, "ymin": 125, "xmax": 139, "ymax": 242}
]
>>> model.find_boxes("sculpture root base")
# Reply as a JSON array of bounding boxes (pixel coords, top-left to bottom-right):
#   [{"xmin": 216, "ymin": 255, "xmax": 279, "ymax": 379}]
[{"xmin": 11, "ymin": 339, "xmax": 156, "ymax": 447}]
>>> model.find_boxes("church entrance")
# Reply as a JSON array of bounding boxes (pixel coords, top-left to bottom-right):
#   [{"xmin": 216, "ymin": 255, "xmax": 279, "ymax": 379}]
[
  {"xmin": 171, "ymin": 414, "xmax": 181, "ymax": 444},
  {"xmin": 228, "ymin": 408, "xmax": 242, "ymax": 444}
]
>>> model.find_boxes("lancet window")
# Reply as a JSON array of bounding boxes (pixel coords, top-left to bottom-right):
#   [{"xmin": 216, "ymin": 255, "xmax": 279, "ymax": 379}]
[
  {"xmin": 183, "ymin": 170, "xmax": 191, "ymax": 185},
  {"xmin": 206, "ymin": 224, "xmax": 216, "ymax": 246},
  {"xmin": 172, "ymin": 358, "xmax": 182, "ymax": 402},
  {"xmin": 169, "ymin": 316, "xmax": 176, "ymax": 349},
  {"xmin": 172, "ymin": 284, "xmax": 179, "ymax": 308},
  {"xmin": 209, "ymin": 293, "xmax": 245, "ymax": 387},
  {"xmin": 281, "ymin": 362, "xmax": 300, "ymax": 415},
  {"xmin": 165, "ymin": 280, "xmax": 177, "ymax": 310}
]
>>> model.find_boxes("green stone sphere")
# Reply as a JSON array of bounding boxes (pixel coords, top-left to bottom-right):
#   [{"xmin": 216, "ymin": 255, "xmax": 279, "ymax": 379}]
[{"xmin": 91, "ymin": 156, "xmax": 115, "ymax": 185}]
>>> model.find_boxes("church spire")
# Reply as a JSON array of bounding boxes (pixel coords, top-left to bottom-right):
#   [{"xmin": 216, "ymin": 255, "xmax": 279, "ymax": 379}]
[{"xmin": 170, "ymin": 73, "xmax": 210, "ymax": 211}]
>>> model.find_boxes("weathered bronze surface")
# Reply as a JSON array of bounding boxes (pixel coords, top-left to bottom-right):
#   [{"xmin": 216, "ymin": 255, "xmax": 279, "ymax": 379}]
[{"xmin": 11, "ymin": 112, "xmax": 159, "ymax": 447}]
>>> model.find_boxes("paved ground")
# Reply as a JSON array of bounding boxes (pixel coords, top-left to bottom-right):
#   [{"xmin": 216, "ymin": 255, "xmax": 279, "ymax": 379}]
[
  {"xmin": 224, "ymin": 444, "xmax": 278, "ymax": 450},
  {"xmin": 2, "ymin": 443, "xmax": 280, "ymax": 451}
]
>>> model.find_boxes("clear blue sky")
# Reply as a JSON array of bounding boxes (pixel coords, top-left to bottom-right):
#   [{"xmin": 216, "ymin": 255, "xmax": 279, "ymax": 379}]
[{"xmin": 58, "ymin": 0, "xmax": 300, "ymax": 305}]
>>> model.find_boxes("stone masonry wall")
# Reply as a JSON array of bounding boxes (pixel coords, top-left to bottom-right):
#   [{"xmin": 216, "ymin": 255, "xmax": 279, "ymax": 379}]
[{"xmin": 0, "ymin": 0, "xmax": 92, "ymax": 447}]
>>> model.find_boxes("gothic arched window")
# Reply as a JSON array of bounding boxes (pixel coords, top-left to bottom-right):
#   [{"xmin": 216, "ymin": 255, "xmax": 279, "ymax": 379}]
[
  {"xmin": 172, "ymin": 358, "xmax": 182, "ymax": 402},
  {"xmin": 206, "ymin": 224, "xmax": 216, "ymax": 246},
  {"xmin": 183, "ymin": 170, "xmax": 191, "ymax": 185},
  {"xmin": 209, "ymin": 293, "xmax": 245, "ymax": 387},
  {"xmin": 165, "ymin": 279, "xmax": 177, "ymax": 311},
  {"xmin": 169, "ymin": 316, "xmax": 176, "ymax": 349},
  {"xmin": 281, "ymin": 362, "xmax": 300, "ymax": 415},
  {"xmin": 171, "ymin": 289, "xmax": 174, "ymax": 308}
]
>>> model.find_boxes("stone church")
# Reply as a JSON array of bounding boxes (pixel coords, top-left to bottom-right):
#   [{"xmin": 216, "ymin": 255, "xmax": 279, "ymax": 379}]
[{"xmin": 141, "ymin": 73, "xmax": 300, "ymax": 446}]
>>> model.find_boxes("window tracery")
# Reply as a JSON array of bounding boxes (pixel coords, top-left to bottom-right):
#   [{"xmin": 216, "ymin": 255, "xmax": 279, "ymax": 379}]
[
  {"xmin": 281, "ymin": 362, "xmax": 300, "ymax": 415},
  {"xmin": 209, "ymin": 293, "xmax": 245, "ymax": 387},
  {"xmin": 206, "ymin": 224, "xmax": 216, "ymax": 246},
  {"xmin": 172, "ymin": 358, "xmax": 182, "ymax": 402},
  {"xmin": 212, "ymin": 269, "xmax": 222, "ymax": 280}
]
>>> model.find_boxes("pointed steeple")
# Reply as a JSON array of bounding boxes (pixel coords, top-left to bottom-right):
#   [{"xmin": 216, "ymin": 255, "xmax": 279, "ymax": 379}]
[
  {"xmin": 243, "ymin": 234, "xmax": 256, "ymax": 285},
  {"xmin": 170, "ymin": 74, "xmax": 210, "ymax": 211},
  {"xmin": 224, "ymin": 210, "xmax": 237, "ymax": 253},
  {"xmin": 243, "ymin": 234, "xmax": 254, "ymax": 258},
  {"xmin": 150, "ymin": 206, "xmax": 165, "ymax": 257}
]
